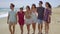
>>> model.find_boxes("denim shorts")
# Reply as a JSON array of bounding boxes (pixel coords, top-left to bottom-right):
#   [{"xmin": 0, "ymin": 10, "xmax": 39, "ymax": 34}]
[{"xmin": 37, "ymin": 19, "xmax": 43, "ymax": 24}]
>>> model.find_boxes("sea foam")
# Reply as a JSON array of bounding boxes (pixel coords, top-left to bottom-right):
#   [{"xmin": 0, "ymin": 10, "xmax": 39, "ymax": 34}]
[{"xmin": 0, "ymin": 13, "xmax": 8, "ymax": 18}]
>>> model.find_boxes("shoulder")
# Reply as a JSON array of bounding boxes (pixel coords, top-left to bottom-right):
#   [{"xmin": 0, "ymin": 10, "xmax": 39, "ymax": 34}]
[
  {"xmin": 25, "ymin": 11, "xmax": 27, "ymax": 13},
  {"xmin": 37, "ymin": 7, "xmax": 39, "ymax": 9},
  {"xmin": 22, "ymin": 11, "xmax": 25, "ymax": 14},
  {"xmin": 12, "ymin": 11, "xmax": 16, "ymax": 15},
  {"xmin": 8, "ymin": 11, "xmax": 11, "ymax": 14},
  {"xmin": 24, "ymin": 11, "xmax": 26, "ymax": 13},
  {"xmin": 8, "ymin": 11, "xmax": 11, "ymax": 15},
  {"xmin": 42, "ymin": 7, "xmax": 45, "ymax": 9},
  {"xmin": 25, "ymin": 11, "xmax": 27, "ymax": 14},
  {"xmin": 17, "ymin": 11, "xmax": 20, "ymax": 13},
  {"xmin": 22, "ymin": 11, "xmax": 24, "ymax": 13},
  {"xmin": 9, "ymin": 10, "xmax": 11, "ymax": 12},
  {"xmin": 48, "ymin": 8, "xmax": 52, "ymax": 12},
  {"xmin": 42, "ymin": 7, "xmax": 45, "ymax": 8},
  {"xmin": 14, "ymin": 11, "xmax": 16, "ymax": 13},
  {"xmin": 17, "ymin": 11, "xmax": 19, "ymax": 13},
  {"xmin": 29, "ymin": 10, "xmax": 32, "ymax": 13}
]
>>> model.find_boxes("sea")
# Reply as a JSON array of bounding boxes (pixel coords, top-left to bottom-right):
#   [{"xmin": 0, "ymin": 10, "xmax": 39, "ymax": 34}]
[{"xmin": 0, "ymin": 8, "xmax": 19, "ymax": 18}]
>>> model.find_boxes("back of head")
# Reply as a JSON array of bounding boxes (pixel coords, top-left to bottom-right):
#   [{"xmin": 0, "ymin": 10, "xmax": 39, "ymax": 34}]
[
  {"xmin": 10, "ymin": 3, "xmax": 15, "ymax": 7},
  {"xmin": 39, "ymin": 1, "xmax": 43, "ymax": 4},
  {"xmin": 20, "ymin": 7, "xmax": 23, "ymax": 10}
]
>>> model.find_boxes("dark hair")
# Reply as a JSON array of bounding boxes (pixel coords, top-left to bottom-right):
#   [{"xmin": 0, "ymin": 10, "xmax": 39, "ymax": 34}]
[
  {"xmin": 10, "ymin": 3, "xmax": 15, "ymax": 7},
  {"xmin": 39, "ymin": 1, "xmax": 43, "ymax": 4},
  {"xmin": 32, "ymin": 4, "xmax": 36, "ymax": 8},
  {"xmin": 20, "ymin": 7, "xmax": 23, "ymax": 10},
  {"xmin": 26, "ymin": 6, "xmax": 30, "ymax": 10},
  {"xmin": 46, "ymin": 2, "xmax": 52, "ymax": 8}
]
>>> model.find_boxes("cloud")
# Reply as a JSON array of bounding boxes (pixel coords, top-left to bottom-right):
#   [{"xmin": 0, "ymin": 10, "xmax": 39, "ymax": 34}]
[
  {"xmin": 0, "ymin": 0, "xmax": 60, "ymax": 8},
  {"xmin": 0, "ymin": 2, "xmax": 9, "ymax": 8},
  {"xmin": 0, "ymin": 0, "xmax": 39, "ymax": 8}
]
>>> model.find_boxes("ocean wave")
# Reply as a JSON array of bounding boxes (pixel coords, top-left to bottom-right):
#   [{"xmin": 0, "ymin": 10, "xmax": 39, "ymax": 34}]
[{"xmin": 0, "ymin": 13, "xmax": 8, "ymax": 18}]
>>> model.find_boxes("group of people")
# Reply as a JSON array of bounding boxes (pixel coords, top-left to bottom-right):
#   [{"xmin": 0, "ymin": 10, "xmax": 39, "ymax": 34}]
[{"xmin": 7, "ymin": 1, "xmax": 52, "ymax": 34}]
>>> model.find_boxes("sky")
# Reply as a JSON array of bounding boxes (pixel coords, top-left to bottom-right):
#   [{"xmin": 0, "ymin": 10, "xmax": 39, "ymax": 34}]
[{"xmin": 0, "ymin": 0, "xmax": 60, "ymax": 8}]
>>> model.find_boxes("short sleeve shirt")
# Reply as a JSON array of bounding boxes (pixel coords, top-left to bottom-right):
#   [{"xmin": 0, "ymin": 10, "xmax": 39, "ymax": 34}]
[
  {"xmin": 9, "ymin": 11, "xmax": 17, "ymax": 22},
  {"xmin": 37, "ymin": 7, "xmax": 45, "ymax": 20}
]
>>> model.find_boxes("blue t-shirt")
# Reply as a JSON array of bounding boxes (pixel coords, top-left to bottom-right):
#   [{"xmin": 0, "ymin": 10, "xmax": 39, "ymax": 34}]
[{"xmin": 37, "ymin": 7, "xmax": 45, "ymax": 20}]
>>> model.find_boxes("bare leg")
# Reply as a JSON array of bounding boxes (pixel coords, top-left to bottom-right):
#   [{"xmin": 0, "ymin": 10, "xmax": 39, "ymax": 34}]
[
  {"xmin": 27, "ymin": 24, "xmax": 30, "ymax": 34},
  {"xmin": 9, "ymin": 25, "xmax": 13, "ymax": 34},
  {"xmin": 20, "ymin": 25, "xmax": 23, "ymax": 34},
  {"xmin": 38, "ymin": 23, "xmax": 43, "ymax": 34},
  {"xmin": 32, "ymin": 23, "xmax": 36, "ymax": 34},
  {"xmin": 13, "ymin": 24, "xmax": 15, "ymax": 34},
  {"xmin": 45, "ymin": 22, "xmax": 49, "ymax": 34}
]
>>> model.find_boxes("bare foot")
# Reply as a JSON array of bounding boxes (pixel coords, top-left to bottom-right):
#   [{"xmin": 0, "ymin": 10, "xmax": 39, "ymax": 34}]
[
  {"xmin": 21, "ymin": 32, "xmax": 23, "ymax": 34},
  {"xmin": 10, "ymin": 31, "xmax": 12, "ymax": 34},
  {"xmin": 27, "ymin": 32, "xmax": 29, "ymax": 34},
  {"xmin": 32, "ymin": 32, "xmax": 35, "ymax": 34}
]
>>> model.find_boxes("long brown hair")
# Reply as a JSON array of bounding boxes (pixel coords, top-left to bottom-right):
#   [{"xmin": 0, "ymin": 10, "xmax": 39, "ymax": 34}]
[
  {"xmin": 46, "ymin": 2, "xmax": 52, "ymax": 9},
  {"xmin": 25, "ymin": 6, "xmax": 32, "ymax": 19},
  {"xmin": 26, "ymin": 6, "xmax": 30, "ymax": 11}
]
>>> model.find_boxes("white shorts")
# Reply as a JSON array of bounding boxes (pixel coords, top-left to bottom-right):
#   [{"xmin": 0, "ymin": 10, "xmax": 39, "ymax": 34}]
[
  {"xmin": 25, "ymin": 18, "xmax": 32, "ymax": 25},
  {"xmin": 31, "ymin": 18, "xmax": 38, "ymax": 23},
  {"xmin": 7, "ymin": 21, "xmax": 17, "ymax": 25},
  {"xmin": 7, "ymin": 20, "xmax": 17, "ymax": 25}
]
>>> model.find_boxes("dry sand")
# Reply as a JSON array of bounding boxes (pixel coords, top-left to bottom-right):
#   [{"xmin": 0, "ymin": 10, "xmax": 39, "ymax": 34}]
[{"xmin": 0, "ymin": 8, "xmax": 60, "ymax": 34}]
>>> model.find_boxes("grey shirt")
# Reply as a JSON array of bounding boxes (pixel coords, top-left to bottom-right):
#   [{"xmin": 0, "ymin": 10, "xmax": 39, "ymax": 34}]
[{"xmin": 37, "ymin": 7, "xmax": 45, "ymax": 20}]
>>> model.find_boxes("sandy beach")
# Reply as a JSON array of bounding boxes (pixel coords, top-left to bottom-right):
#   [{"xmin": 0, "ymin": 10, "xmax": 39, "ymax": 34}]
[{"xmin": 0, "ymin": 8, "xmax": 60, "ymax": 34}]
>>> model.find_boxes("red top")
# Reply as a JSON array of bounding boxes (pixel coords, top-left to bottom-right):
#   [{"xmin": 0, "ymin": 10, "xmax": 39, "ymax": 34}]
[{"xmin": 17, "ymin": 11, "xmax": 24, "ymax": 25}]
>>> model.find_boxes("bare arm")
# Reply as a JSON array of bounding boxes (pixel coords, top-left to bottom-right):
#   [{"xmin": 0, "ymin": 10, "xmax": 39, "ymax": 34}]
[
  {"xmin": 35, "ymin": 8, "xmax": 38, "ymax": 17},
  {"xmin": 16, "ymin": 12, "xmax": 18, "ymax": 23},
  {"xmin": 36, "ymin": 8, "xmax": 38, "ymax": 13},
  {"xmin": 49, "ymin": 8, "xmax": 52, "ymax": 17},
  {"xmin": 7, "ymin": 13, "xmax": 9, "ymax": 24},
  {"xmin": 44, "ymin": 8, "xmax": 46, "ymax": 17}
]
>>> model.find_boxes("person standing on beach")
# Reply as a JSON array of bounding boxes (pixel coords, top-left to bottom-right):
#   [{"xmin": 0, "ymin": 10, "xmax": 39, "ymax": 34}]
[
  {"xmin": 31, "ymin": 4, "xmax": 37, "ymax": 34},
  {"xmin": 37, "ymin": 1, "xmax": 45, "ymax": 34},
  {"xmin": 7, "ymin": 3, "xmax": 17, "ymax": 34},
  {"xmin": 44, "ymin": 2, "xmax": 52, "ymax": 34},
  {"xmin": 17, "ymin": 7, "xmax": 25, "ymax": 34},
  {"xmin": 25, "ymin": 6, "xmax": 32, "ymax": 34}
]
